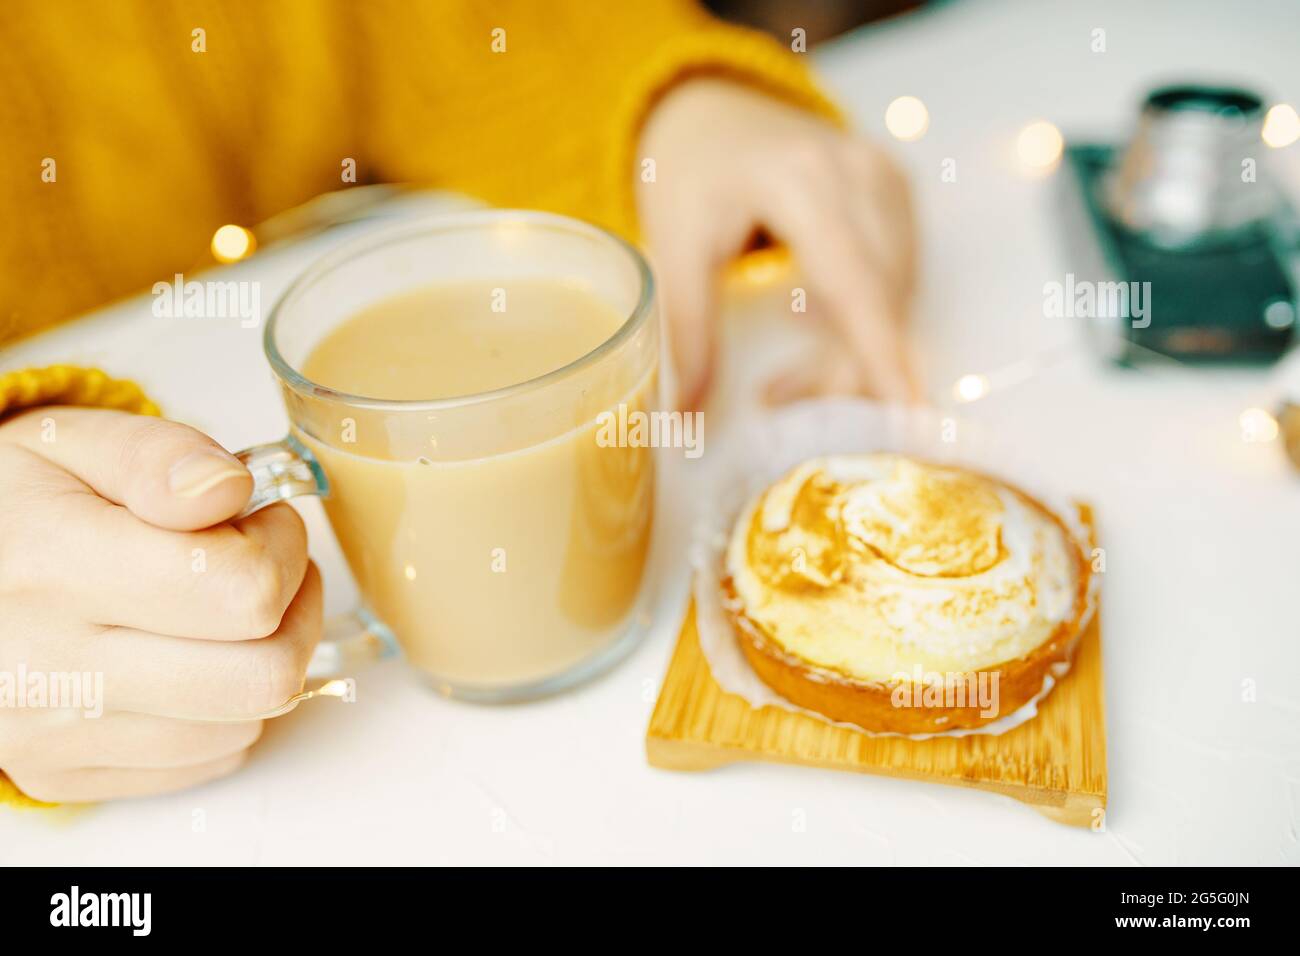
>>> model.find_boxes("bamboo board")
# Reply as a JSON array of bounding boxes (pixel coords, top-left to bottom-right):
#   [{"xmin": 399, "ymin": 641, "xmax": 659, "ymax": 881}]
[{"xmin": 645, "ymin": 510, "xmax": 1107, "ymax": 828}]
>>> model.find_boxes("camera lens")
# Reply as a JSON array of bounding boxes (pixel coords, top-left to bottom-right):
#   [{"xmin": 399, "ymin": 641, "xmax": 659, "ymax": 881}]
[
  {"xmin": 1146, "ymin": 85, "xmax": 1262, "ymax": 118},
  {"xmin": 1107, "ymin": 83, "xmax": 1274, "ymax": 246}
]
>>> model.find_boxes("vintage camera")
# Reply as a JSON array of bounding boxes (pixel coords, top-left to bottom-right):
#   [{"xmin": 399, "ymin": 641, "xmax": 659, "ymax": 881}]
[{"xmin": 1060, "ymin": 84, "xmax": 1299, "ymax": 365}]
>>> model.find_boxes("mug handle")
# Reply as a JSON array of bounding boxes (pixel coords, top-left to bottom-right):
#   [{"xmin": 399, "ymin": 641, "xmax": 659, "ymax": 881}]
[{"xmin": 230, "ymin": 435, "xmax": 398, "ymax": 716}]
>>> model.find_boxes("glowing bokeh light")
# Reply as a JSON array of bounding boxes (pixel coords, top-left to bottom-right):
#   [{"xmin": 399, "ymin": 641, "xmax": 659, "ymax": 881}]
[
  {"xmin": 1262, "ymin": 103, "xmax": 1300, "ymax": 148},
  {"xmin": 885, "ymin": 96, "xmax": 929, "ymax": 142},
  {"xmin": 1239, "ymin": 407, "xmax": 1279, "ymax": 443},
  {"xmin": 953, "ymin": 373, "xmax": 990, "ymax": 403},
  {"xmin": 1017, "ymin": 120, "xmax": 1064, "ymax": 171},
  {"xmin": 211, "ymin": 224, "xmax": 255, "ymax": 263}
]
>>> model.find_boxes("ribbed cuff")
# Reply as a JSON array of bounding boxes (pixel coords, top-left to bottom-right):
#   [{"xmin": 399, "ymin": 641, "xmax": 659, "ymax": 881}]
[
  {"xmin": 0, "ymin": 365, "xmax": 161, "ymax": 422},
  {"xmin": 0, "ymin": 773, "xmax": 53, "ymax": 809}
]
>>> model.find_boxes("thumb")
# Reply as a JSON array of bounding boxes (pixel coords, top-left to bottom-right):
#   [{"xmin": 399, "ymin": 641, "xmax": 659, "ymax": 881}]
[{"xmin": 1, "ymin": 407, "xmax": 253, "ymax": 531}]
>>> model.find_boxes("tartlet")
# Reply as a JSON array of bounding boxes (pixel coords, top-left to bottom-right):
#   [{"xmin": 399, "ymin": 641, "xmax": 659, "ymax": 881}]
[{"xmin": 723, "ymin": 454, "xmax": 1091, "ymax": 733}]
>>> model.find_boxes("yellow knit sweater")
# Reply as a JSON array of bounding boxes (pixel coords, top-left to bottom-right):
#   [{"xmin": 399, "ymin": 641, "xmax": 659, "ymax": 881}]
[
  {"xmin": 0, "ymin": 1, "xmax": 830, "ymax": 806},
  {"xmin": 0, "ymin": 0, "xmax": 833, "ymax": 342}
]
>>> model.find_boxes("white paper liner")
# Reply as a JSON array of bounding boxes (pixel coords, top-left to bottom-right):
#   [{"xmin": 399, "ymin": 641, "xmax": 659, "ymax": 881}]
[{"xmin": 690, "ymin": 398, "xmax": 1100, "ymax": 741}]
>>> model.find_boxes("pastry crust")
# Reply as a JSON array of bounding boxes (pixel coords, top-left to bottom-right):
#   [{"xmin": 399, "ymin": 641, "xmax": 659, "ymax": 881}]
[{"xmin": 725, "ymin": 471, "xmax": 1092, "ymax": 734}]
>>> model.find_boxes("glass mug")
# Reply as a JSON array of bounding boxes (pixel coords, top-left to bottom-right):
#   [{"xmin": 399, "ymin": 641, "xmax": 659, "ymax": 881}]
[{"xmin": 234, "ymin": 211, "xmax": 659, "ymax": 704}]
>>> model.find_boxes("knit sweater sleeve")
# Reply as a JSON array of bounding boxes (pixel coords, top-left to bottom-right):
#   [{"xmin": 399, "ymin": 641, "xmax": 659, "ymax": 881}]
[
  {"xmin": 0, "ymin": 0, "xmax": 834, "ymax": 341},
  {"xmin": 353, "ymin": 0, "xmax": 839, "ymax": 241}
]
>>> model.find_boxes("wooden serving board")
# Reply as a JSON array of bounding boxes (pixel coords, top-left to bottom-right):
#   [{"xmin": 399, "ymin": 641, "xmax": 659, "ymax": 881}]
[{"xmin": 645, "ymin": 511, "xmax": 1107, "ymax": 828}]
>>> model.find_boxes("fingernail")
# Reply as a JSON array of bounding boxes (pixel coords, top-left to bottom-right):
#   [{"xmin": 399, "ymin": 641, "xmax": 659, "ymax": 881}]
[{"xmin": 169, "ymin": 452, "xmax": 248, "ymax": 498}]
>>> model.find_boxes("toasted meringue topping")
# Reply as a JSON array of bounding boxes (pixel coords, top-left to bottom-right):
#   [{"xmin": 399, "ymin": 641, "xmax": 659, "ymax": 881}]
[{"xmin": 726, "ymin": 454, "xmax": 1080, "ymax": 679}]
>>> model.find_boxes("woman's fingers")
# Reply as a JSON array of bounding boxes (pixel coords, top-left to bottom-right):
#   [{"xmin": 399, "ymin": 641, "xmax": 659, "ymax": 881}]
[
  {"xmin": 0, "ymin": 409, "xmax": 313, "ymax": 804},
  {"xmin": 67, "ymin": 562, "xmax": 324, "ymax": 720},
  {"xmin": 0, "ymin": 568, "xmax": 319, "ymax": 799},
  {"xmin": 15, "ymin": 711, "xmax": 263, "ymax": 770},
  {"xmin": 634, "ymin": 80, "xmax": 921, "ymax": 408},
  {"xmin": 838, "ymin": 144, "xmax": 918, "ymax": 300},
  {"xmin": 750, "ymin": 162, "xmax": 919, "ymax": 402},
  {"xmin": 659, "ymin": 238, "xmax": 721, "ymax": 411},
  {"xmin": 0, "ymin": 407, "xmax": 253, "ymax": 531},
  {"xmin": 5, "ymin": 751, "xmax": 250, "ymax": 804},
  {"xmin": 4, "ymin": 462, "xmax": 308, "ymax": 639}
]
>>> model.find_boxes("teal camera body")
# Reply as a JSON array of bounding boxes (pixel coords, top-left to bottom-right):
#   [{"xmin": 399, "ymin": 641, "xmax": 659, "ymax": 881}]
[{"xmin": 1059, "ymin": 86, "xmax": 1298, "ymax": 365}]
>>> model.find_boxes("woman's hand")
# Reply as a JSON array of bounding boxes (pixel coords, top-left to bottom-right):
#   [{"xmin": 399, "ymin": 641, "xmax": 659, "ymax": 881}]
[
  {"xmin": 0, "ymin": 408, "xmax": 320, "ymax": 802},
  {"xmin": 636, "ymin": 78, "xmax": 919, "ymax": 409}
]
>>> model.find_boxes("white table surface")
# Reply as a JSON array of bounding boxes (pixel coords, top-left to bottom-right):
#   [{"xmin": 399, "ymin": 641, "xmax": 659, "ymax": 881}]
[{"xmin": 2, "ymin": 0, "xmax": 1298, "ymax": 866}]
